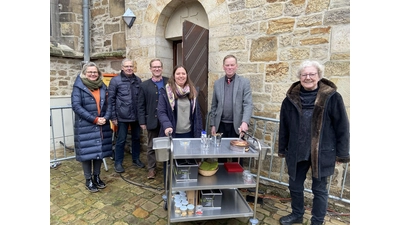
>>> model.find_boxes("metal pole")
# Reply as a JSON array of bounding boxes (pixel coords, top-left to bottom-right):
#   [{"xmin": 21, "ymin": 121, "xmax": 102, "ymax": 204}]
[{"xmin": 82, "ymin": 0, "xmax": 90, "ymax": 64}]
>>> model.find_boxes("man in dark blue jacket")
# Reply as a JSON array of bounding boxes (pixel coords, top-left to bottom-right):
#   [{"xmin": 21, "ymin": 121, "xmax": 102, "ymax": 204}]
[
  {"xmin": 138, "ymin": 59, "xmax": 169, "ymax": 179},
  {"xmin": 108, "ymin": 58, "xmax": 144, "ymax": 173}
]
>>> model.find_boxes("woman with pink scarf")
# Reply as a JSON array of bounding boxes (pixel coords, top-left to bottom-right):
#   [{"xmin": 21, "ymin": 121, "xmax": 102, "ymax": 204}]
[{"xmin": 157, "ymin": 65, "xmax": 203, "ymax": 139}]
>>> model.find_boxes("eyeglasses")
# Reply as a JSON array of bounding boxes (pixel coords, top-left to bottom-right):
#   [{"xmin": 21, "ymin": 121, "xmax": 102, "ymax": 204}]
[
  {"xmin": 123, "ymin": 65, "xmax": 133, "ymax": 68},
  {"xmin": 86, "ymin": 71, "xmax": 98, "ymax": 74},
  {"xmin": 301, "ymin": 73, "xmax": 317, "ymax": 78},
  {"xmin": 151, "ymin": 66, "xmax": 162, "ymax": 69}
]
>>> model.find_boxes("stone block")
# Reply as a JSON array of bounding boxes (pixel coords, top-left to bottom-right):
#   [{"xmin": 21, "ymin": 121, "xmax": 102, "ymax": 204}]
[
  {"xmin": 324, "ymin": 61, "xmax": 350, "ymax": 77},
  {"xmin": 267, "ymin": 18, "xmax": 295, "ymax": 34},
  {"xmin": 219, "ymin": 37, "xmax": 246, "ymax": 51},
  {"xmin": 272, "ymin": 84, "xmax": 291, "ymax": 103},
  {"xmin": 59, "ymin": 13, "xmax": 76, "ymax": 22},
  {"xmin": 109, "ymin": 0, "xmax": 125, "ymax": 18},
  {"xmin": 305, "ymin": 0, "xmax": 330, "ymax": 14},
  {"xmin": 300, "ymin": 37, "xmax": 329, "ymax": 45},
  {"xmin": 324, "ymin": 8, "xmax": 350, "ymax": 25},
  {"xmin": 250, "ymin": 37, "xmax": 278, "ymax": 62},
  {"xmin": 112, "ymin": 33, "xmax": 126, "ymax": 51},
  {"xmin": 297, "ymin": 14, "xmax": 323, "ymax": 27},
  {"xmin": 331, "ymin": 24, "xmax": 350, "ymax": 53},
  {"xmin": 266, "ymin": 62, "xmax": 290, "ymax": 83},
  {"xmin": 311, "ymin": 45, "xmax": 329, "ymax": 61},
  {"xmin": 105, "ymin": 23, "xmax": 120, "ymax": 34},
  {"xmin": 310, "ymin": 26, "xmax": 331, "ymax": 34},
  {"xmin": 279, "ymin": 47, "xmax": 310, "ymax": 61},
  {"xmin": 284, "ymin": 0, "xmax": 306, "ymax": 16}
]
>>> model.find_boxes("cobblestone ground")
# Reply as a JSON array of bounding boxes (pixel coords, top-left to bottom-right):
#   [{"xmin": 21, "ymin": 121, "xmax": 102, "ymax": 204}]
[{"xmin": 50, "ymin": 150, "xmax": 350, "ymax": 225}]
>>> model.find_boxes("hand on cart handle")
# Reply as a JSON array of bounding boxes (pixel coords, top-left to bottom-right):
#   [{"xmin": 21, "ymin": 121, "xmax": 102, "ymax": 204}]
[
  {"xmin": 239, "ymin": 130, "xmax": 250, "ymax": 140},
  {"xmin": 164, "ymin": 127, "xmax": 173, "ymax": 136},
  {"xmin": 239, "ymin": 122, "xmax": 249, "ymax": 134}
]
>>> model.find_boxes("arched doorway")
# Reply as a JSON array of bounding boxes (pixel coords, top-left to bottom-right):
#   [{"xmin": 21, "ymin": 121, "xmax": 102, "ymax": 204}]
[{"xmin": 163, "ymin": 1, "xmax": 210, "ymax": 129}]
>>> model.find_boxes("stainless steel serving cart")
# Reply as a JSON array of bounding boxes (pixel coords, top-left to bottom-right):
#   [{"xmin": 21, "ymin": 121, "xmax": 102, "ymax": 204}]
[{"xmin": 160, "ymin": 136, "xmax": 263, "ymax": 225}]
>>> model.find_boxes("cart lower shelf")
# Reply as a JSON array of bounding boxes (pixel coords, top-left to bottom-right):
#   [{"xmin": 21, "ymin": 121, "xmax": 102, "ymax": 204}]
[{"xmin": 169, "ymin": 188, "xmax": 253, "ymax": 223}]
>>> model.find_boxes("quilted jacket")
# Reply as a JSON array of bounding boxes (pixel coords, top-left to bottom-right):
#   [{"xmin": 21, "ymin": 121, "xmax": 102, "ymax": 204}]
[
  {"xmin": 107, "ymin": 71, "xmax": 142, "ymax": 122},
  {"xmin": 71, "ymin": 75, "xmax": 113, "ymax": 162}
]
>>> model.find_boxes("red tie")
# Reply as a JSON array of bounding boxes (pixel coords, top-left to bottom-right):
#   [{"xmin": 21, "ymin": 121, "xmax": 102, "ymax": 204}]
[{"xmin": 227, "ymin": 78, "xmax": 231, "ymax": 84}]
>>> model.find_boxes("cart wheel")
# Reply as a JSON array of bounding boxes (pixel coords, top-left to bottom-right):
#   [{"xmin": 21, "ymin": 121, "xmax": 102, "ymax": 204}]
[
  {"xmin": 249, "ymin": 218, "xmax": 259, "ymax": 225},
  {"xmin": 163, "ymin": 201, "xmax": 168, "ymax": 211}
]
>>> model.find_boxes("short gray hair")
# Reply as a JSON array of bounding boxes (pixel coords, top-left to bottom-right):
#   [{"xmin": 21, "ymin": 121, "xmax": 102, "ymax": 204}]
[
  {"xmin": 296, "ymin": 60, "xmax": 324, "ymax": 79},
  {"xmin": 121, "ymin": 58, "xmax": 133, "ymax": 67}
]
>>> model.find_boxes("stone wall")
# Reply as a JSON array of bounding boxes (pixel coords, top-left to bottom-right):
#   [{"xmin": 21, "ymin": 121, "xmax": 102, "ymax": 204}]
[
  {"xmin": 51, "ymin": 0, "xmax": 131, "ymax": 96},
  {"xmin": 51, "ymin": 0, "xmax": 350, "ymax": 121}
]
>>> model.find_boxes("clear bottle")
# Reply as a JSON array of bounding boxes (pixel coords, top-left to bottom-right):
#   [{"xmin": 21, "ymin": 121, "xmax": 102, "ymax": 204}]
[{"xmin": 201, "ymin": 130, "xmax": 207, "ymax": 147}]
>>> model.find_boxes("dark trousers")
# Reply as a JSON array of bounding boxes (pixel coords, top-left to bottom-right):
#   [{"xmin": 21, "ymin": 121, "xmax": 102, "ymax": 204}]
[
  {"xmin": 114, "ymin": 121, "xmax": 141, "ymax": 165},
  {"xmin": 217, "ymin": 122, "xmax": 242, "ymax": 164},
  {"xmin": 288, "ymin": 160, "xmax": 328, "ymax": 224},
  {"xmin": 163, "ymin": 132, "xmax": 192, "ymax": 185},
  {"xmin": 82, "ymin": 159, "xmax": 102, "ymax": 180},
  {"xmin": 146, "ymin": 126, "xmax": 160, "ymax": 171}
]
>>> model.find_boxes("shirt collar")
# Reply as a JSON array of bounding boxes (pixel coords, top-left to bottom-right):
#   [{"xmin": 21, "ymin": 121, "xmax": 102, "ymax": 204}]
[{"xmin": 225, "ymin": 74, "xmax": 236, "ymax": 83}]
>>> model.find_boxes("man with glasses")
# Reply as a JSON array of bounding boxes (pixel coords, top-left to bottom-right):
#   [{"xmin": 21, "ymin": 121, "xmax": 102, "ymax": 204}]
[
  {"xmin": 137, "ymin": 59, "xmax": 169, "ymax": 179},
  {"xmin": 108, "ymin": 58, "xmax": 144, "ymax": 173}
]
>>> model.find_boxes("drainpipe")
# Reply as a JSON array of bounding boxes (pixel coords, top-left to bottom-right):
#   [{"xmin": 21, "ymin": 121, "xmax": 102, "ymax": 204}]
[{"xmin": 82, "ymin": 0, "xmax": 90, "ymax": 66}]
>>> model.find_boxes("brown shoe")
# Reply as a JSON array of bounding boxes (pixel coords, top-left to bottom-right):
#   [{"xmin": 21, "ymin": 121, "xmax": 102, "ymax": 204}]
[{"xmin": 147, "ymin": 170, "xmax": 156, "ymax": 179}]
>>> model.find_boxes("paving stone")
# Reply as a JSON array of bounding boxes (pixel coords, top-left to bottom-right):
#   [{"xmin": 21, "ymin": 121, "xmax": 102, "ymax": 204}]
[
  {"xmin": 142, "ymin": 201, "xmax": 159, "ymax": 212},
  {"xmin": 50, "ymin": 153, "xmax": 350, "ymax": 224},
  {"xmin": 132, "ymin": 207, "xmax": 149, "ymax": 218}
]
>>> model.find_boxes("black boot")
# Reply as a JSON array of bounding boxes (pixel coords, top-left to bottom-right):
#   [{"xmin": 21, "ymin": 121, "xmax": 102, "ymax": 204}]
[
  {"xmin": 93, "ymin": 175, "xmax": 106, "ymax": 189},
  {"xmin": 279, "ymin": 213, "xmax": 303, "ymax": 225},
  {"xmin": 85, "ymin": 179, "xmax": 99, "ymax": 192}
]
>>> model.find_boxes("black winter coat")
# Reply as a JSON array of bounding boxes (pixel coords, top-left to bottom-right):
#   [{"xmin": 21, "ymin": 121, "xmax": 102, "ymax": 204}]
[
  {"xmin": 278, "ymin": 78, "xmax": 350, "ymax": 180},
  {"xmin": 71, "ymin": 76, "xmax": 113, "ymax": 162},
  {"xmin": 157, "ymin": 87, "xmax": 203, "ymax": 138},
  {"xmin": 107, "ymin": 71, "xmax": 142, "ymax": 122},
  {"xmin": 137, "ymin": 77, "xmax": 169, "ymax": 130}
]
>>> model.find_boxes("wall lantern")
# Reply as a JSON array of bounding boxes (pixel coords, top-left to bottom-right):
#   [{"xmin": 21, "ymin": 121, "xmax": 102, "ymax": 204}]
[{"xmin": 123, "ymin": 8, "xmax": 136, "ymax": 29}]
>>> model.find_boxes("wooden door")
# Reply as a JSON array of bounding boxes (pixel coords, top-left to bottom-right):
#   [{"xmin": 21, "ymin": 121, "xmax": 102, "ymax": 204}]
[{"xmin": 182, "ymin": 20, "xmax": 209, "ymax": 129}]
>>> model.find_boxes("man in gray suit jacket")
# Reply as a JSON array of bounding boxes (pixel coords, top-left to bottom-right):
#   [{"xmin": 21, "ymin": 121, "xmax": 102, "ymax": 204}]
[{"xmin": 210, "ymin": 55, "xmax": 253, "ymax": 163}]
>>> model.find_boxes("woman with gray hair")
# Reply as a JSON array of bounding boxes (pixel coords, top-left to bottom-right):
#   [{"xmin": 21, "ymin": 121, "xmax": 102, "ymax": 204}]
[
  {"xmin": 278, "ymin": 60, "xmax": 350, "ymax": 225},
  {"xmin": 71, "ymin": 62, "xmax": 113, "ymax": 192}
]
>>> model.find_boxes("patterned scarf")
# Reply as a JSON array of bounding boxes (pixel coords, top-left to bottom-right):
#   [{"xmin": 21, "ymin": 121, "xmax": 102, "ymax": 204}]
[{"xmin": 165, "ymin": 83, "xmax": 196, "ymax": 113}]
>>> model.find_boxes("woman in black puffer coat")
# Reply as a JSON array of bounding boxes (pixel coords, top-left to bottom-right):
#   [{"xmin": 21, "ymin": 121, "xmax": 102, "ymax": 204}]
[{"xmin": 71, "ymin": 62, "xmax": 113, "ymax": 193}]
